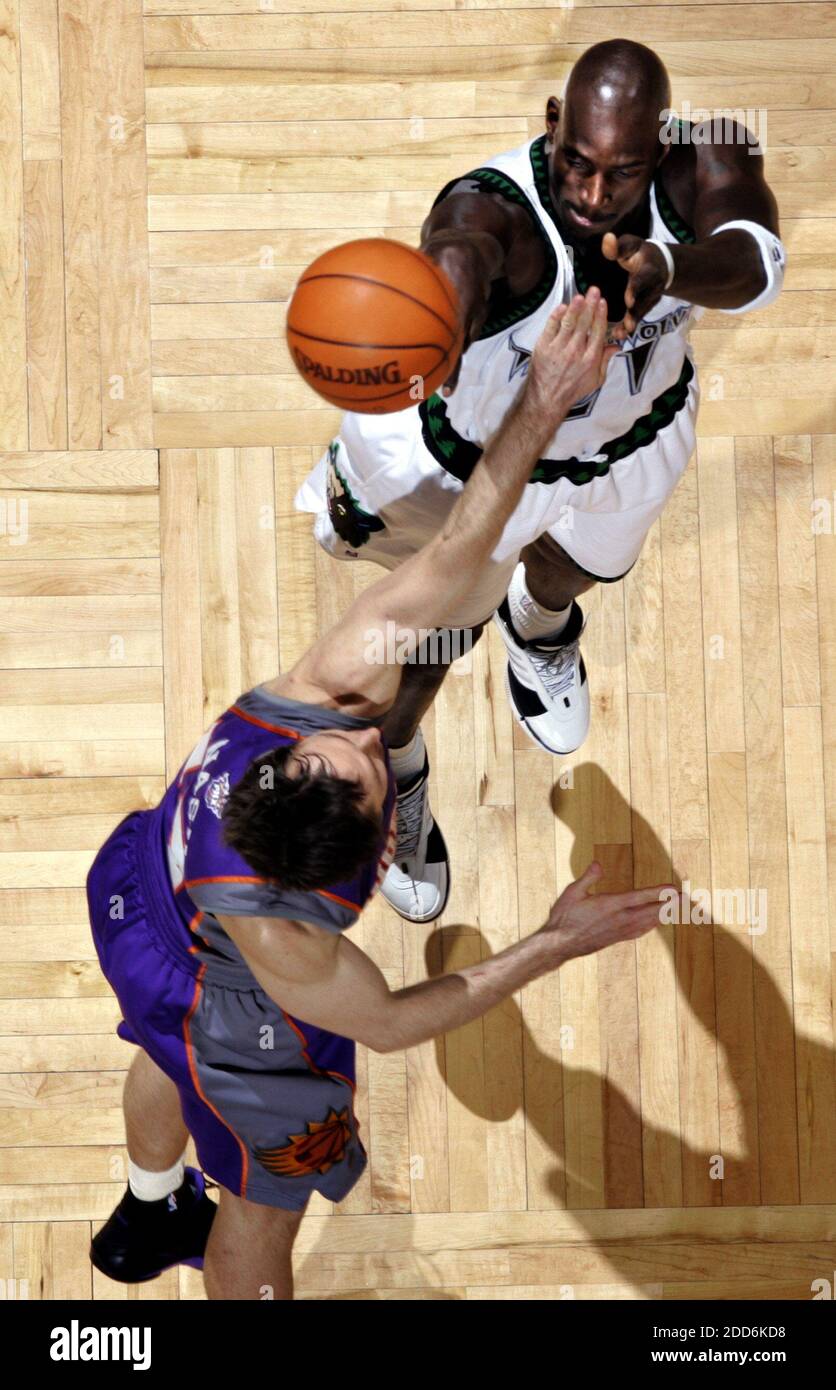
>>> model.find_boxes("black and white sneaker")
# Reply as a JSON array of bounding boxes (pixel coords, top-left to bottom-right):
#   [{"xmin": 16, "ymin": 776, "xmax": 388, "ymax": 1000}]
[
  {"xmin": 381, "ymin": 756, "xmax": 450, "ymax": 923},
  {"xmin": 90, "ymin": 1167, "xmax": 217, "ymax": 1283},
  {"xmin": 493, "ymin": 597, "xmax": 590, "ymax": 755}
]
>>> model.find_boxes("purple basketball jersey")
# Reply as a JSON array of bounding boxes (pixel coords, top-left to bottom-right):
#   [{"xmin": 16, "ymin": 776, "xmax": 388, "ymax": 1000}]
[{"xmin": 157, "ymin": 685, "xmax": 397, "ymax": 965}]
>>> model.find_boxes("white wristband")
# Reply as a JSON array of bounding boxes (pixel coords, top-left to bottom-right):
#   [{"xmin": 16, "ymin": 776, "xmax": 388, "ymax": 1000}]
[
  {"xmin": 709, "ymin": 219, "xmax": 786, "ymax": 314},
  {"xmin": 646, "ymin": 238, "xmax": 675, "ymax": 291}
]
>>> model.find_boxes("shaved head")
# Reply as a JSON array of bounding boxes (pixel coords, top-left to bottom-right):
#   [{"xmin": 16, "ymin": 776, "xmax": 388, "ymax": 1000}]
[{"xmin": 564, "ymin": 40, "xmax": 671, "ymax": 132}]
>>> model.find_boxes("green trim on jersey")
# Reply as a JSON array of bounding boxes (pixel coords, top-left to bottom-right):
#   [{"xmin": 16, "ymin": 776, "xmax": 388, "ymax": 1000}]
[
  {"xmin": 429, "ymin": 163, "xmax": 558, "ymax": 339},
  {"xmin": 419, "ymin": 392, "xmax": 483, "ymax": 473},
  {"xmin": 529, "ymin": 132, "xmax": 697, "ymax": 279},
  {"xmin": 653, "ymin": 176, "xmax": 697, "ymax": 245},
  {"xmin": 417, "ymin": 356, "xmax": 695, "ymax": 488}
]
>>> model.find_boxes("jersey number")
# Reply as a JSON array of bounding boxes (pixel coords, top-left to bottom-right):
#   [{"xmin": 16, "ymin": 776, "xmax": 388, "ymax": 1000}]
[{"xmin": 565, "ymin": 337, "xmax": 659, "ymax": 419}]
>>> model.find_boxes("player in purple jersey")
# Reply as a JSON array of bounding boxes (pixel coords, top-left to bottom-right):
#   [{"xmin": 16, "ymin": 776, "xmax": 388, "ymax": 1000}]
[{"xmin": 88, "ymin": 289, "xmax": 674, "ymax": 1299}]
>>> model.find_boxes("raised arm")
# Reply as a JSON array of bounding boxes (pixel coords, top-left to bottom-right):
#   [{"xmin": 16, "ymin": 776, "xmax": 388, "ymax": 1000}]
[
  {"xmin": 218, "ymin": 862, "xmax": 669, "ymax": 1054},
  {"xmin": 420, "ymin": 186, "xmax": 546, "ymax": 393},
  {"xmin": 287, "ymin": 289, "xmax": 615, "ymax": 712},
  {"xmin": 370, "ymin": 289, "xmax": 613, "ymax": 629}
]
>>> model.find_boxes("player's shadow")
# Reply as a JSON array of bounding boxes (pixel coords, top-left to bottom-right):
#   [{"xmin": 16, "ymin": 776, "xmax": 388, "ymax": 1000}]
[{"xmin": 425, "ymin": 762, "xmax": 836, "ymax": 1296}]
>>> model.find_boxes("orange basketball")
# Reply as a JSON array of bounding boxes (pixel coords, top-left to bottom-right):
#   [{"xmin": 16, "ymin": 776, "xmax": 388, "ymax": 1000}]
[{"xmin": 286, "ymin": 238, "xmax": 463, "ymax": 413}]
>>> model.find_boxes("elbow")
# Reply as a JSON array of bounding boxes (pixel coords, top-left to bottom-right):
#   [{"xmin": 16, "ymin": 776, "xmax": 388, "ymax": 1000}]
[
  {"xmin": 361, "ymin": 1018, "xmax": 406, "ymax": 1054},
  {"xmin": 363, "ymin": 1027, "xmax": 395, "ymax": 1055}
]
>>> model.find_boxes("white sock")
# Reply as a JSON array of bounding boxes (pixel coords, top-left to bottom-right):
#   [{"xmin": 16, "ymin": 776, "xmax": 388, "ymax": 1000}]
[
  {"xmin": 128, "ymin": 1154, "xmax": 186, "ymax": 1203},
  {"xmin": 388, "ymin": 727, "xmax": 426, "ymax": 786},
  {"xmin": 507, "ymin": 563, "xmax": 572, "ymax": 641}
]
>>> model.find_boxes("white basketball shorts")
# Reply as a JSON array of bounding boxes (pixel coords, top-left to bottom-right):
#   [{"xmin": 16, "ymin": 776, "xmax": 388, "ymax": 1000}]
[{"xmin": 294, "ymin": 363, "xmax": 699, "ymax": 631}]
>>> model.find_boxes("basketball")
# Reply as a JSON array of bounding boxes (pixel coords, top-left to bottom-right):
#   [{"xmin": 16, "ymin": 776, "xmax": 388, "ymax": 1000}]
[{"xmin": 286, "ymin": 238, "xmax": 463, "ymax": 413}]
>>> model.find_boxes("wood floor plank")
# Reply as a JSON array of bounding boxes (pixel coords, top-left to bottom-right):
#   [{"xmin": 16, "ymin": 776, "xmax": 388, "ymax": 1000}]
[
  {"xmin": 142, "ymin": 8, "xmax": 836, "ymax": 54},
  {"xmin": 58, "ymin": 0, "xmax": 103, "ymax": 449},
  {"xmin": 776, "ymin": 436, "xmax": 821, "ymax": 707},
  {"xmin": 784, "ymin": 706, "xmax": 836, "ymax": 1202},
  {"xmin": 20, "ymin": 0, "xmax": 62, "ymax": 161},
  {"xmin": 812, "ymin": 436, "xmax": 836, "ymax": 946},
  {"xmin": 23, "ymin": 159, "xmax": 68, "ymax": 450},
  {"xmin": 0, "ymin": 2, "xmax": 28, "ymax": 451},
  {"xmin": 707, "ymin": 752, "xmax": 759, "ymax": 1206},
  {"xmin": 736, "ymin": 435, "xmax": 799, "ymax": 1206},
  {"xmin": 697, "ymin": 437, "xmax": 745, "ymax": 754},
  {"xmin": 97, "ymin": 0, "xmax": 154, "ymax": 449},
  {"xmin": 159, "ymin": 448, "xmax": 202, "ymax": 776},
  {"xmin": 628, "ymin": 694, "xmax": 680, "ymax": 1209}
]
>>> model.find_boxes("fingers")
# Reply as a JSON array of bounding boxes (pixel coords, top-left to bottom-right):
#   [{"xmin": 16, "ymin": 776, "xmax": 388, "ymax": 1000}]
[
  {"xmin": 555, "ymin": 292, "xmax": 585, "ymax": 337},
  {"xmin": 584, "ymin": 296, "xmax": 608, "ymax": 357},
  {"xmin": 540, "ymin": 302, "xmax": 568, "ymax": 344},
  {"xmin": 608, "ymin": 884, "xmax": 674, "ymax": 910},
  {"xmin": 554, "ymin": 288, "xmax": 600, "ymax": 350},
  {"xmin": 606, "ymin": 901, "xmax": 663, "ymax": 937},
  {"xmin": 580, "ymin": 297, "xmax": 613, "ymax": 385},
  {"xmin": 574, "ymin": 287, "xmax": 599, "ymax": 338},
  {"xmin": 611, "ymin": 883, "xmax": 682, "ymax": 939},
  {"xmin": 562, "ymin": 860, "xmax": 602, "ymax": 902},
  {"xmin": 530, "ymin": 286, "xmax": 613, "ymax": 404},
  {"xmin": 620, "ymin": 904, "xmax": 664, "ymax": 939}
]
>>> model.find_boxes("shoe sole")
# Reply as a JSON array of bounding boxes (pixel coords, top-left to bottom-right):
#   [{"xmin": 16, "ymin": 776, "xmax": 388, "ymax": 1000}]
[
  {"xmin": 502, "ymin": 663, "xmax": 586, "ymax": 757},
  {"xmin": 89, "ymin": 1244, "xmax": 206, "ymax": 1283}
]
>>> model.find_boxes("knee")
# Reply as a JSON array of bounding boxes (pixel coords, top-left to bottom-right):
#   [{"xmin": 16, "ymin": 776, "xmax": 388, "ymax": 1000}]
[
  {"xmin": 522, "ymin": 533, "xmax": 579, "ymax": 577},
  {"xmin": 214, "ymin": 1186, "xmax": 306, "ymax": 1237},
  {"xmin": 520, "ymin": 535, "xmax": 594, "ymax": 605}
]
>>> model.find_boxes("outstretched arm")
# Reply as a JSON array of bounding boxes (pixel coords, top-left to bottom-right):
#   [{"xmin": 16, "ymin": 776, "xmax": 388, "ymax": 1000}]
[
  {"xmin": 420, "ymin": 187, "xmax": 546, "ymax": 394},
  {"xmin": 218, "ymin": 863, "xmax": 670, "ymax": 1053},
  {"xmin": 288, "ymin": 289, "xmax": 616, "ymax": 712}
]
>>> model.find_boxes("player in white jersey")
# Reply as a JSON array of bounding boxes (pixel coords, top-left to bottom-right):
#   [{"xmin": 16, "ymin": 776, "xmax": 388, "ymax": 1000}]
[{"xmin": 295, "ymin": 38, "xmax": 784, "ymax": 922}]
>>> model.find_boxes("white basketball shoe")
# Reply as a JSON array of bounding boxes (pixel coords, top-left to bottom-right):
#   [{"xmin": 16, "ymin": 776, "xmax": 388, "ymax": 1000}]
[
  {"xmin": 493, "ymin": 596, "xmax": 591, "ymax": 755},
  {"xmin": 381, "ymin": 756, "xmax": 450, "ymax": 923}
]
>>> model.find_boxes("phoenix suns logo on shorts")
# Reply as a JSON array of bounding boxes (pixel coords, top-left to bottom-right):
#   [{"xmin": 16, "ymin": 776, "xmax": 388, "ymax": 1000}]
[
  {"xmin": 326, "ymin": 442, "xmax": 385, "ymax": 551},
  {"xmin": 254, "ymin": 1106, "xmax": 353, "ymax": 1177}
]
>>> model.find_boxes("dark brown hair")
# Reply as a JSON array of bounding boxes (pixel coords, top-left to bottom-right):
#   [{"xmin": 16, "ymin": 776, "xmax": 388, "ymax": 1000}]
[{"xmin": 222, "ymin": 745, "xmax": 382, "ymax": 891}]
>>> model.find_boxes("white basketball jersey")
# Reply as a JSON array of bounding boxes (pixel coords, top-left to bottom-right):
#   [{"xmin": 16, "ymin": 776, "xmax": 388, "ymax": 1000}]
[{"xmin": 433, "ymin": 134, "xmax": 701, "ymax": 474}]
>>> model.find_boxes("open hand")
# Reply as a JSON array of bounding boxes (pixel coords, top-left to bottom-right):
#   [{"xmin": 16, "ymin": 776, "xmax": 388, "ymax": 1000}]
[
  {"xmin": 521, "ymin": 288, "xmax": 619, "ymax": 430},
  {"xmin": 537, "ymin": 860, "xmax": 675, "ymax": 966}
]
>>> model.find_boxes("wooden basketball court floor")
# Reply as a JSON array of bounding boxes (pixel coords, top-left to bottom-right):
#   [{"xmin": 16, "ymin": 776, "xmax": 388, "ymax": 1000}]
[{"xmin": 1, "ymin": 0, "xmax": 835, "ymax": 1301}]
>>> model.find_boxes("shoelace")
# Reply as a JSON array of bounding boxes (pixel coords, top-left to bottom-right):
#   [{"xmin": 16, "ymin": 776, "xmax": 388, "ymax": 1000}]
[
  {"xmin": 395, "ymin": 776, "xmax": 427, "ymax": 861},
  {"xmin": 526, "ymin": 632, "xmax": 582, "ymax": 701}
]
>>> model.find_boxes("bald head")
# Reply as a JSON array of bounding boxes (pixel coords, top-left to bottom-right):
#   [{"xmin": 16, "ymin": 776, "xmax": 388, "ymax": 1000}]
[{"xmin": 564, "ymin": 40, "xmax": 671, "ymax": 130}]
